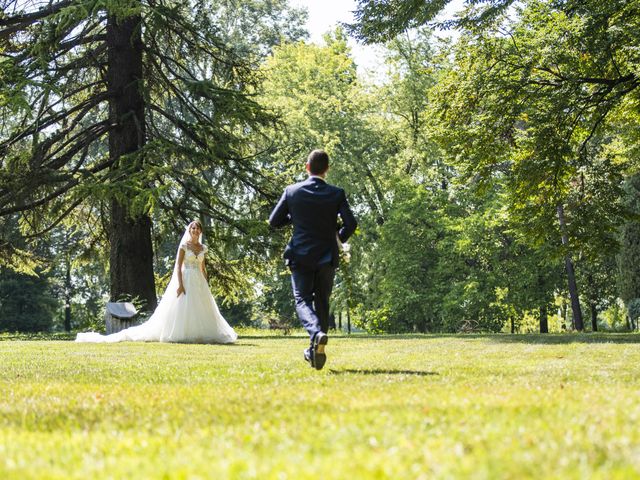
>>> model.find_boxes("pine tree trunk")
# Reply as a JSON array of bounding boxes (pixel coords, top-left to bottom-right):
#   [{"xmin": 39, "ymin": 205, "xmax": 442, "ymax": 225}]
[
  {"xmin": 539, "ymin": 305, "xmax": 548, "ymax": 333},
  {"xmin": 557, "ymin": 204, "xmax": 584, "ymax": 331},
  {"xmin": 110, "ymin": 202, "xmax": 156, "ymax": 310},
  {"xmin": 510, "ymin": 317, "xmax": 515, "ymax": 334},
  {"xmin": 106, "ymin": 10, "xmax": 156, "ymax": 311}
]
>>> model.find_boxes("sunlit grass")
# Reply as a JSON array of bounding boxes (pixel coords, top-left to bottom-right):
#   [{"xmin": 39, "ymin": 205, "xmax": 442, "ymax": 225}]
[{"xmin": 1, "ymin": 332, "xmax": 639, "ymax": 479}]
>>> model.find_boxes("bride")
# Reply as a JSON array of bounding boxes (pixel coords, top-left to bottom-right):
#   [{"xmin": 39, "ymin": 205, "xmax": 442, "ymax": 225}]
[{"xmin": 76, "ymin": 221, "xmax": 238, "ymax": 344}]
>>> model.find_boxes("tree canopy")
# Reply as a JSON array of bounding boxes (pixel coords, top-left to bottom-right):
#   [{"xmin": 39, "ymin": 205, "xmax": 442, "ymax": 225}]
[{"xmin": 2, "ymin": 0, "xmax": 639, "ymax": 333}]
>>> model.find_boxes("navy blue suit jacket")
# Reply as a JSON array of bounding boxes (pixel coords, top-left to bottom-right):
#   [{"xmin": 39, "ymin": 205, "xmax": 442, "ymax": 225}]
[{"xmin": 269, "ymin": 177, "xmax": 357, "ymax": 268}]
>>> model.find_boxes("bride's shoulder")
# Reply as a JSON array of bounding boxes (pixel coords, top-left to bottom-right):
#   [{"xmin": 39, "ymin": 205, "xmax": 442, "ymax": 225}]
[{"xmin": 179, "ymin": 242, "xmax": 188, "ymax": 251}]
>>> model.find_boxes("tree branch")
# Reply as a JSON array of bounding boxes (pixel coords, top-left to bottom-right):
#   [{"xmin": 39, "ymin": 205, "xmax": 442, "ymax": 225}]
[
  {"xmin": 0, "ymin": 151, "xmax": 113, "ymax": 216},
  {"xmin": 23, "ymin": 196, "xmax": 84, "ymax": 238},
  {"xmin": 1, "ymin": 90, "xmax": 108, "ymax": 151}
]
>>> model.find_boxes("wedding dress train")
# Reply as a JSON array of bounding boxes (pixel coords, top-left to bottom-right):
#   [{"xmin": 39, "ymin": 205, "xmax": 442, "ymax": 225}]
[{"xmin": 76, "ymin": 244, "xmax": 237, "ymax": 344}]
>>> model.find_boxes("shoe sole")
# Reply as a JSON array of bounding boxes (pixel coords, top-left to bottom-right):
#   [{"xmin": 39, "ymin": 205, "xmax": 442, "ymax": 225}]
[
  {"xmin": 316, "ymin": 334, "xmax": 328, "ymax": 354},
  {"xmin": 314, "ymin": 354, "xmax": 326, "ymax": 370}
]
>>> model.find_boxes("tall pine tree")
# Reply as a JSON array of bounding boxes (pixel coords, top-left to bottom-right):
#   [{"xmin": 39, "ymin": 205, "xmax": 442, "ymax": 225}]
[{"xmin": 1, "ymin": 0, "xmax": 304, "ymax": 310}]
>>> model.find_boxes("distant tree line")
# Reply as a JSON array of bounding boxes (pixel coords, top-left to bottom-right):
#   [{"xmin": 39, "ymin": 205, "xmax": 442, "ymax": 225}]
[{"xmin": 1, "ymin": 0, "xmax": 638, "ymax": 333}]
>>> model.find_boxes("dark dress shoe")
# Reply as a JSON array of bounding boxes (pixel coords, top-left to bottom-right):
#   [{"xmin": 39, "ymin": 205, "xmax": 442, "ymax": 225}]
[
  {"xmin": 304, "ymin": 348, "xmax": 313, "ymax": 367},
  {"xmin": 312, "ymin": 332, "xmax": 328, "ymax": 370}
]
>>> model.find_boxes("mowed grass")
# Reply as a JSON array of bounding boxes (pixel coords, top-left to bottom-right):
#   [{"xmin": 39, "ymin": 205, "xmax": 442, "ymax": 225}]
[{"xmin": 1, "ymin": 332, "xmax": 640, "ymax": 479}]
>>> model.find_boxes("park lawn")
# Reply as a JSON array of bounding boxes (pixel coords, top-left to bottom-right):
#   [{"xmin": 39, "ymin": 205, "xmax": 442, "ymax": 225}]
[{"xmin": 1, "ymin": 333, "xmax": 639, "ymax": 479}]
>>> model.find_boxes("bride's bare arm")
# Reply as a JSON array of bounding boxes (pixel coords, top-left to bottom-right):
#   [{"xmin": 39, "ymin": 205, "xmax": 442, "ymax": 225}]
[
  {"xmin": 200, "ymin": 260, "xmax": 208, "ymax": 281},
  {"xmin": 176, "ymin": 248, "xmax": 186, "ymax": 296}
]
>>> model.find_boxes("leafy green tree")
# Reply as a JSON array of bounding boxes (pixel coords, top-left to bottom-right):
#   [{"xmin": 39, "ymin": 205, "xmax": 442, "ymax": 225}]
[
  {"xmin": 0, "ymin": 216, "xmax": 58, "ymax": 331},
  {"xmin": 348, "ymin": 0, "xmax": 515, "ymax": 43},
  {"xmin": 617, "ymin": 175, "xmax": 640, "ymax": 321},
  {"xmin": 257, "ymin": 29, "xmax": 396, "ymax": 323},
  {"xmin": 580, "ymin": 254, "xmax": 618, "ymax": 331},
  {"xmin": 0, "ymin": 268, "xmax": 58, "ymax": 332},
  {"xmin": 258, "ymin": 269, "xmax": 297, "ymax": 327},
  {"xmin": 429, "ymin": 0, "xmax": 638, "ymax": 330},
  {"xmin": 371, "ymin": 181, "xmax": 449, "ymax": 331}
]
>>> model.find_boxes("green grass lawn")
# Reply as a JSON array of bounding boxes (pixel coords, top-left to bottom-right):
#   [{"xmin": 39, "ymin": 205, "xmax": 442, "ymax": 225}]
[{"xmin": 1, "ymin": 332, "xmax": 640, "ymax": 479}]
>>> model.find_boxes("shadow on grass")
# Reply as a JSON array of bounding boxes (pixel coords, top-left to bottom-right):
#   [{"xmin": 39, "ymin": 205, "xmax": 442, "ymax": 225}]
[
  {"xmin": 486, "ymin": 333, "xmax": 640, "ymax": 345},
  {"xmin": 3, "ymin": 332, "xmax": 639, "ymax": 345},
  {"xmin": 329, "ymin": 368, "xmax": 439, "ymax": 376},
  {"xmin": 0, "ymin": 332, "xmax": 76, "ymax": 342},
  {"xmin": 236, "ymin": 335, "xmax": 306, "ymax": 340},
  {"xmin": 329, "ymin": 332, "xmax": 640, "ymax": 344}
]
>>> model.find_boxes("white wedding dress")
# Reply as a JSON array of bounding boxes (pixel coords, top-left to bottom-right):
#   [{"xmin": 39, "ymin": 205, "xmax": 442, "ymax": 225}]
[{"xmin": 76, "ymin": 243, "xmax": 237, "ymax": 344}]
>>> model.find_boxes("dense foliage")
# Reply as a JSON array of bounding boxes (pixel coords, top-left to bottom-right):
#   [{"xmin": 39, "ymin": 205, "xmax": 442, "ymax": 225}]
[{"xmin": 1, "ymin": 0, "xmax": 639, "ymax": 333}]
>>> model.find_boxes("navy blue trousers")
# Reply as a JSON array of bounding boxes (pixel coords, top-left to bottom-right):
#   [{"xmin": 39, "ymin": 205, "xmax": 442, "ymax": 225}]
[{"xmin": 290, "ymin": 262, "xmax": 335, "ymax": 344}]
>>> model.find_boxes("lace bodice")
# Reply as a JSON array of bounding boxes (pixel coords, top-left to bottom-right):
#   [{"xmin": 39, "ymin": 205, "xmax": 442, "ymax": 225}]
[{"xmin": 181, "ymin": 243, "xmax": 207, "ymax": 270}]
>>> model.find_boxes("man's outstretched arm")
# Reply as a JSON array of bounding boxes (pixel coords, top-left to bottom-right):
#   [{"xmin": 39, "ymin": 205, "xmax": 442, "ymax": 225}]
[{"xmin": 269, "ymin": 189, "xmax": 291, "ymax": 228}]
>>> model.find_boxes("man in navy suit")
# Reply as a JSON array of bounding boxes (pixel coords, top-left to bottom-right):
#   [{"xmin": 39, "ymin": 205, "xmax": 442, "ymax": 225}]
[{"xmin": 269, "ymin": 150, "xmax": 357, "ymax": 370}]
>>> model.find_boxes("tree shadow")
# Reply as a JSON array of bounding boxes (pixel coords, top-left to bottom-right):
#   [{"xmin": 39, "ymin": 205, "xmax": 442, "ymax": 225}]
[
  {"xmin": 0, "ymin": 332, "xmax": 76, "ymax": 342},
  {"xmin": 328, "ymin": 368, "xmax": 439, "ymax": 376},
  {"xmin": 487, "ymin": 333, "xmax": 640, "ymax": 345},
  {"xmin": 328, "ymin": 332, "xmax": 640, "ymax": 344},
  {"xmin": 4, "ymin": 332, "xmax": 639, "ymax": 345},
  {"xmin": 236, "ymin": 334, "xmax": 306, "ymax": 340}
]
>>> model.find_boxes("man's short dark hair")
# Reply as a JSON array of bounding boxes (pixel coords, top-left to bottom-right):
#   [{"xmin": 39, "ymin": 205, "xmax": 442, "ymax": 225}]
[{"xmin": 307, "ymin": 149, "xmax": 329, "ymax": 175}]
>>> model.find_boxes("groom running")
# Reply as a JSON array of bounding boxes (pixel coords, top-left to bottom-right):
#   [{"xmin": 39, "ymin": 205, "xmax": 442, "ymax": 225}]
[{"xmin": 269, "ymin": 150, "xmax": 357, "ymax": 370}]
